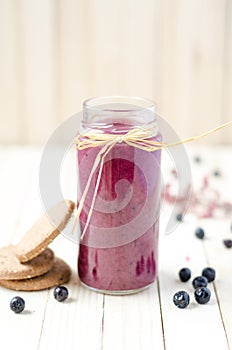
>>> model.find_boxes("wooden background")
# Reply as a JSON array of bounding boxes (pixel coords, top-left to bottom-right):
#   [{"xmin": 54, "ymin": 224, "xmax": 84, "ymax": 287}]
[{"xmin": 0, "ymin": 0, "xmax": 232, "ymax": 144}]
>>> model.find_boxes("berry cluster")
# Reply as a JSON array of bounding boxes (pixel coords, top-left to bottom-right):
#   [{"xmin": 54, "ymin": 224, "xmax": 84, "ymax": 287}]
[
  {"xmin": 173, "ymin": 267, "xmax": 215, "ymax": 309},
  {"xmin": 10, "ymin": 285, "xmax": 69, "ymax": 313}
]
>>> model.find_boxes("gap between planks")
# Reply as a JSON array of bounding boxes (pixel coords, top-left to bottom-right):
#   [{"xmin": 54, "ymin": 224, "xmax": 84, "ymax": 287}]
[{"xmin": 156, "ymin": 277, "xmax": 166, "ymax": 350}]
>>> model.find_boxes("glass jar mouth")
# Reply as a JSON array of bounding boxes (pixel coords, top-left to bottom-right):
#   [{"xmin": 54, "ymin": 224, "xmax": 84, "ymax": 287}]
[
  {"xmin": 83, "ymin": 96, "xmax": 156, "ymax": 113},
  {"xmin": 82, "ymin": 96, "xmax": 157, "ymax": 130}
]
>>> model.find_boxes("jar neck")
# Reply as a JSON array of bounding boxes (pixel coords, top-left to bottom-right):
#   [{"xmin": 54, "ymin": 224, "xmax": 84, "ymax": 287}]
[{"xmin": 82, "ymin": 96, "xmax": 157, "ymax": 133}]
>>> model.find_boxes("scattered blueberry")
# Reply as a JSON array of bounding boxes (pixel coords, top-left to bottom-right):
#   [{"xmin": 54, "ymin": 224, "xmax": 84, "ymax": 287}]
[
  {"xmin": 179, "ymin": 268, "xmax": 191, "ymax": 282},
  {"xmin": 10, "ymin": 296, "xmax": 25, "ymax": 313},
  {"xmin": 195, "ymin": 227, "xmax": 205, "ymax": 239},
  {"xmin": 192, "ymin": 276, "xmax": 208, "ymax": 289},
  {"xmin": 194, "ymin": 156, "xmax": 201, "ymax": 163},
  {"xmin": 202, "ymin": 267, "xmax": 216, "ymax": 282},
  {"xmin": 213, "ymin": 169, "xmax": 221, "ymax": 177},
  {"xmin": 173, "ymin": 291, "xmax": 190, "ymax": 309},
  {"xmin": 176, "ymin": 213, "xmax": 183, "ymax": 222},
  {"xmin": 194, "ymin": 287, "xmax": 211, "ymax": 304},
  {"xmin": 223, "ymin": 239, "xmax": 232, "ymax": 248},
  {"xmin": 53, "ymin": 285, "xmax": 69, "ymax": 302}
]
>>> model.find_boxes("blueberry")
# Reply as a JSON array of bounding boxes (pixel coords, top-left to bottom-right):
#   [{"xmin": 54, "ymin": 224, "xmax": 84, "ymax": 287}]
[
  {"xmin": 176, "ymin": 213, "xmax": 183, "ymax": 222},
  {"xmin": 195, "ymin": 227, "xmax": 205, "ymax": 239},
  {"xmin": 223, "ymin": 239, "xmax": 232, "ymax": 248},
  {"xmin": 202, "ymin": 267, "xmax": 216, "ymax": 282},
  {"xmin": 213, "ymin": 169, "xmax": 221, "ymax": 177},
  {"xmin": 192, "ymin": 276, "xmax": 208, "ymax": 289},
  {"xmin": 179, "ymin": 268, "xmax": 191, "ymax": 282},
  {"xmin": 173, "ymin": 291, "xmax": 190, "ymax": 309},
  {"xmin": 194, "ymin": 287, "xmax": 211, "ymax": 304},
  {"xmin": 10, "ymin": 296, "xmax": 25, "ymax": 313},
  {"xmin": 53, "ymin": 285, "xmax": 69, "ymax": 302},
  {"xmin": 194, "ymin": 156, "xmax": 201, "ymax": 163}
]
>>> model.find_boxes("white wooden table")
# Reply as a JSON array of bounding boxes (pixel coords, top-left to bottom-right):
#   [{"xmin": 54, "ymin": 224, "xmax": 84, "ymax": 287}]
[{"xmin": 0, "ymin": 145, "xmax": 231, "ymax": 350}]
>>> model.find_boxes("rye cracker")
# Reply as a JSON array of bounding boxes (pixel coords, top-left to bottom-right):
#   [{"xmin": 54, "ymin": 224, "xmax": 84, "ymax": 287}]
[
  {"xmin": 0, "ymin": 246, "xmax": 54, "ymax": 280},
  {"xmin": 0, "ymin": 257, "xmax": 71, "ymax": 291},
  {"xmin": 16, "ymin": 200, "xmax": 75, "ymax": 262}
]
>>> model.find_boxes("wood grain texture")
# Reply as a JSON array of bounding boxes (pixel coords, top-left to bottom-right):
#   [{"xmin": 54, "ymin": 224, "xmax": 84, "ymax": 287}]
[
  {"xmin": 102, "ymin": 283, "xmax": 164, "ymax": 350},
  {"xmin": 0, "ymin": 1, "xmax": 22, "ymax": 143},
  {"xmin": 0, "ymin": 148, "xmax": 49, "ymax": 350},
  {"xmin": 222, "ymin": 0, "xmax": 232, "ymax": 143},
  {"xmin": 55, "ymin": 0, "xmax": 91, "ymax": 120},
  {"xmin": 159, "ymin": 0, "xmax": 227, "ymax": 143},
  {"xmin": 19, "ymin": 0, "xmax": 58, "ymax": 144},
  {"xmin": 0, "ymin": 1, "xmax": 232, "ymax": 144},
  {"xmin": 0, "ymin": 146, "xmax": 231, "ymax": 350},
  {"xmin": 158, "ymin": 217, "xmax": 229, "ymax": 350}
]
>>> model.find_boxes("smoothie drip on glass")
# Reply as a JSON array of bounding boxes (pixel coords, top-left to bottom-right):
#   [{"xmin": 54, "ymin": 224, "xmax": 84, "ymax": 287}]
[{"xmin": 77, "ymin": 97, "xmax": 162, "ymax": 294}]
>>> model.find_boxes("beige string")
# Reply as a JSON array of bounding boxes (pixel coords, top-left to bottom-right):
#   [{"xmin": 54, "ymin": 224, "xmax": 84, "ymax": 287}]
[{"xmin": 72, "ymin": 120, "xmax": 232, "ymax": 240}]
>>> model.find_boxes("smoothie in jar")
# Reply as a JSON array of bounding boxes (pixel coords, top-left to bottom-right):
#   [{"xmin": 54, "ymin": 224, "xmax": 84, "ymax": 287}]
[{"xmin": 77, "ymin": 97, "xmax": 162, "ymax": 294}]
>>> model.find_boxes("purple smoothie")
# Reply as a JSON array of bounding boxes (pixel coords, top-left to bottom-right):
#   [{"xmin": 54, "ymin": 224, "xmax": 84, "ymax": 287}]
[{"xmin": 77, "ymin": 123, "xmax": 162, "ymax": 292}]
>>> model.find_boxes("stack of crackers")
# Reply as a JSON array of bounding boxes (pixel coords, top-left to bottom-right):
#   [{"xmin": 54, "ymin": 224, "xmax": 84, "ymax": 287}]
[{"xmin": 0, "ymin": 200, "xmax": 75, "ymax": 291}]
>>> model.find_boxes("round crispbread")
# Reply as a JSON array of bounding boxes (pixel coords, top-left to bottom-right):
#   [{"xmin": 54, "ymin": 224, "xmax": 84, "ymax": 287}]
[
  {"xmin": 0, "ymin": 257, "xmax": 71, "ymax": 291},
  {"xmin": 15, "ymin": 200, "xmax": 75, "ymax": 262},
  {"xmin": 0, "ymin": 246, "xmax": 54, "ymax": 280}
]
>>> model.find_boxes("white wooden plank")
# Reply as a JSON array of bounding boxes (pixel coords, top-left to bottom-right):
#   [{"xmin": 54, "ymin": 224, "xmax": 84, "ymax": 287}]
[
  {"xmin": 0, "ymin": 147, "xmax": 41, "ymax": 246},
  {"xmin": 0, "ymin": 0, "xmax": 231, "ymax": 145},
  {"xmin": 194, "ymin": 146, "xmax": 232, "ymax": 347},
  {"xmin": 0, "ymin": 148, "xmax": 51, "ymax": 350},
  {"xmin": 56, "ymin": 0, "xmax": 90, "ymax": 120},
  {"xmin": 0, "ymin": 286, "xmax": 50, "ymax": 350},
  {"xmin": 38, "ymin": 233, "xmax": 104, "ymax": 350},
  {"xmin": 152, "ymin": 0, "xmax": 165, "ymax": 107},
  {"xmin": 201, "ymin": 219, "xmax": 232, "ymax": 348},
  {"xmin": 0, "ymin": 147, "xmax": 76, "ymax": 350},
  {"xmin": 88, "ymin": 0, "xmax": 121, "ymax": 95},
  {"xmin": 160, "ymin": 0, "xmax": 227, "ymax": 144},
  {"xmin": 10, "ymin": 147, "xmax": 45, "ymax": 244},
  {"xmin": 2, "ymin": 147, "xmax": 87, "ymax": 350},
  {"xmin": 39, "ymin": 279, "xmax": 104, "ymax": 350},
  {"xmin": 158, "ymin": 214, "xmax": 229, "ymax": 350},
  {"xmin": 158, "ymin": 144, "xmax": 231, "ymax": 349},
  {"xmin": 222, "ymin": 0, "xmax": 232, "ymax": 144},
  {"xmin": 0, "ymin": 1, "xmax": 22, "ymax": 142},
  {"xmin": 89, "ymin": 0, "xmax": 159, "ymax": 98},
  {"xmin": 103, "ymin": 283, "xmax": 164, "ymax": 350},
  {"xmin": 0, "ymin": 145, "xmax": 230, "ymax": 350},
  {"xmin": 116, "ymin": 0, "xmax": 162, "ymax": 99},
  {"xmin": 19, "ymin": 0, "xmax": 57, "ymax": 144}
]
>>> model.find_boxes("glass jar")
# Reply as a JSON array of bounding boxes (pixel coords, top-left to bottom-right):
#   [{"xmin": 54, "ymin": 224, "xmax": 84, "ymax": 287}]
[{"xmin": 77, "ymin": 96, "xmax": 162, "ymax": 294}]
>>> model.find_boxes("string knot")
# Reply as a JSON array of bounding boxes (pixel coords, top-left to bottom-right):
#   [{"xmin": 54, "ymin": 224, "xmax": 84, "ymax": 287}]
[{"xmin": 116, "ymin": 136, "xmax": 125, "ymax": 143}]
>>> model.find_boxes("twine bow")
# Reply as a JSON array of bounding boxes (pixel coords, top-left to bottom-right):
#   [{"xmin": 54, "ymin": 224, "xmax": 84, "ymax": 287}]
[
  {"xmin": 76, "ymin": 126, "xmax": 160, "ymax": 151},
  {"xmin": 73, "ymin": 120, "xmax": 232, "ymax": 240}
]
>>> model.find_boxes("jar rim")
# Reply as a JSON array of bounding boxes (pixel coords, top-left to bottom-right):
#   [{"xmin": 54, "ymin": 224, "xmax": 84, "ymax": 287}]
[
  {"xmin": 83, "ymin": 95, "xmax": 156, "ymax": 113},
  {"xmin": 82, "ymin": 96, "xmax": 157, "ymax": 130}
]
